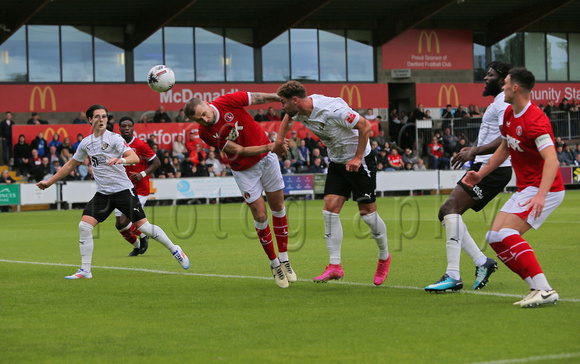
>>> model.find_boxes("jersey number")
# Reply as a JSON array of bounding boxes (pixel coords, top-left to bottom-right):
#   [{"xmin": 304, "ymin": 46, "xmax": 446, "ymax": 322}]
[{"xmin": 91, "ymin": 156, "xmax": 99, "ymax": 167}]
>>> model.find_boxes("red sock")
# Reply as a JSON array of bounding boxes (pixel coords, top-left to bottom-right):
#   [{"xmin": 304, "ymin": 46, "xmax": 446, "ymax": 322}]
[
  {"xmin": 255, "ymin": 225, "xmax": 277, "ymax": 260},
  {"xmin": 503, "ymin": 233, "xmax": 543, "ymax": 278},
  {"xmin": 272, "ymin": 214, "xmax": 288, "ymax": 253},
  {"xmin": 127, "ymin": 223, "xmax": 143, "ymax": 237},
  {"xmin": 119, "ymin": 227, "xmax": 137, "ymax": 244},
  {"xmin": 489, "ymin": 241, "xmax": 529, "ymax": 280}
]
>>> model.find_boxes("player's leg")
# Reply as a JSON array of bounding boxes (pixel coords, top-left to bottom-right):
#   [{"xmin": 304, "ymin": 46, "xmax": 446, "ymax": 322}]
[
  {"xmin": 312, "ymin": 194, "xmax": 347, "ymax": 282},
  {"xmin": 115, "ymin": 210, "xmax": 141, "ymax": 256},
  {"xmin": 116, "ymin": 189, "xmax": 189, "ymax": 270},
  {"xmin": 65, "ymin": 193, "xmax": 112, "ymax": 279}
]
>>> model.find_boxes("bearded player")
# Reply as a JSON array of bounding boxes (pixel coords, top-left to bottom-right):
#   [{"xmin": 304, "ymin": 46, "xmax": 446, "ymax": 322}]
[{"xmin": 115, "ymin": 116, "xmax": 161, "ymax": 256}]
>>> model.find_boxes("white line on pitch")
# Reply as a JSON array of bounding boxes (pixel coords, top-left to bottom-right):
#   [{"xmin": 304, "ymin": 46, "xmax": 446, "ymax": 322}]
[
  {"xmin": 1, "ymin": 259, "xmax": 579, "ymax": 303},
  {"xmin": 471, "ymin": 352, "xmax": 580, "ymax": 364}
]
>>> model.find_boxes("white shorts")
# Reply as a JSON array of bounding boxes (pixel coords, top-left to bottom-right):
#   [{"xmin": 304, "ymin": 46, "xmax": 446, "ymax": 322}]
[
  {"xmin": 115, "ymin": 194, "xmax": 149, "ymax": 217},
  {"xmin": 232, "ymin": 152, "xmax": 285, "ymax": 204},
  {"xmin": 500, "ymin": 186, "xmax": 565, "ymax": 230}
]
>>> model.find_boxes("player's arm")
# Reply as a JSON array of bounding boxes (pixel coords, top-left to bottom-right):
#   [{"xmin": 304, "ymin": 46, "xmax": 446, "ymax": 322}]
[
  {"xmin": 107, "ymin": 149, "xmax": 139, "ymax": 166},
  {"xmin": 273, "ymin": 114, "xmax": 294, "ymax": 156},
  {"xmin": 346, "ymin": 116, "xmax": 372, "ymax": 172},
  {"xmin": 130, "ymin": 155, "xmax": 161, "ymax": 182},
  {"xmin": 524, "ymin": 142, "xmax": 560, "ymax": 219},
  {"xmin": 249, "ymin": 93, "xmax": 282, "ymax": 105},
  {"xmin": 36, "ymin": 158, "xmax": 82, "ymax": 190},
  {"xmin": 462, "ymin": 138, "xmax": 510, "ymax": 188},
  {"xmin": 451, "ymin": 136, "xmax": 502, "ymax": 169},
  {"xmin": 222, "ymin": 140, "xmax": 283, "ymax": 157}
]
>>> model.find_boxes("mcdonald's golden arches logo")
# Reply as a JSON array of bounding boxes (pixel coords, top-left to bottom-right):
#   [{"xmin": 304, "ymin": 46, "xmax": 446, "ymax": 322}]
[
  {"xmin": 30, "ymin": 86, "xmax": 56, "ymax": 111},
  {"xmin": 340, "ymin": 85, "xmax": 361, "ymax": 108},
  {"xmin": 418, "ymin": 31, "xmax": 440, "ymax": 54},
  {"xmin": 438, "ymin": 85, "xmax": 459, "ymax": 107},
  {"xmin": 43, "ymin": 127, "xmax": 69, "ymax": 144}
]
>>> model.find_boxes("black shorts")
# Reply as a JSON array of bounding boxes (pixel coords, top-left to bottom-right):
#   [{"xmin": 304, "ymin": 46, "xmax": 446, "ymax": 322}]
[
  {"xmin": 457, "ymin": 163, "xmax": 512, "ymax": 212},
  {"xmin": 324, "ymin": 154, "xmax": 377, "ymax": 203},
  {"xmin": 83, "ymin": 189, "xmax": 147, "ymax": 223}
]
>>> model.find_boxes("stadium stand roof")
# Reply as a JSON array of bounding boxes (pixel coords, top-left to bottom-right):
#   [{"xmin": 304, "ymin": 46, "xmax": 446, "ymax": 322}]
[{"xmin": 0, "ymin": 0, "xmax": 577, "ymax": 49}]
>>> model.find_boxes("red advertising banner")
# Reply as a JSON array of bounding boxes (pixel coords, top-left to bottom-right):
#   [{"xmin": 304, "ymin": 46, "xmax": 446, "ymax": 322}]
[
  {"xmin": 0, "ymin": 83, "xmax": 389, "ymax": 114},
  {"xmin": 416, "ymin": 83, "xmax": 580, "ymax": 109},
  {"xmin": 13, "ymin": 121, "xmax": 380, "ymax": 152},
  {"xmin": 382, "ymin": 29, "xmax": 473, "ymax": 70}
]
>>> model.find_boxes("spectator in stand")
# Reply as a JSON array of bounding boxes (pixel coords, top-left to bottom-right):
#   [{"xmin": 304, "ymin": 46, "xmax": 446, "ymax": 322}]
[
  {"xmin": 574, "ymin": 143, "xmax": 580, "ymax": 160},
  {"xmin": 195, "ymin": 159, "xmax": 209, "ymax": 177},
  {"xmin": 387, "ymin": 149, "xmax": 404, "ymax": 170},
  {"xmin": 13, "ymin": 134, "xmax": 31, "ymax": 176},
  {"xmin": 27, "ymin": 112, "xmax": 48, "ymax": 125},
  {"xmin": 370, "ymin": 140, "xmax": 381, "ymax": 157},
  {"xmin": 376, "ymin": 149, "xmax": 389, "ymax": 171},
  {"xmin": 172, "ymin": 134, "xmax": 187, "ymax": 161},
  {"xmin": 106, "ymin": 114, "xmax": 116, "ymax": 132},
  {"xmin": 185, "ymin": 131, "xmax": 197, "ymax": 155},
  {"xmin": 48, "ymin": 133, "xmax": 62, "ymax": 154},
  {"xmin": 34, "ymin": 156, "xmax": 52, "ymax": 182},
  {"xmin": 453, "ymin": 104, "xmax": 469, "ymax": 118},
  {"xmin": 254, "ymin": 108, "xmax": 268, "ymax": 122},
  {"xmin": 433, "ymin": 130, "xmax": 444, "ymax": 145},
  {"xmin": 558, "ymin": 97, "xmax": 570, "ymax": 112},
  {"xmin": 364, "ymin": 108, "xmax": 377, "ymax": 121},
  {"xmin": 265, "ymin": 107, "xmax": 281, "ymax": 121},
  {"xmin": 289, "ymin": 130, "xmax": 301, "ymax": 146},
  {"xmin": 442, "ymin": 127, "xmax": 460, "ymax": 157},
  {"xmin": 468, "ymin": 104, "xmax": 484, "ymax": 117},
  {"xmin": 76, "ymin": 157, "xmax": 89, "ymax": 180},
  {"xmin": 297, "ymin": 139, "xmax": 310, "ymax": 167},
  {"xmin": 0, "ymin": 169, "xmax": 15, "ymax": 184},
  {"xmin": 544, "ymin": 100, "xmax": 556, "ymax": 116},
  {"xmin": 557, "ymin": 144, "xmax": 574, "ymax": 166},
  {"xmin": 554, "ymin": 136, "xmax": 563, "ymax": 149},
  {"xmin": 286, "ymin": 139, "xmax": 301, "ymax": 167},
  {"xmin": 156, "ymin": 156, "xmax": 175, "ymax": 178},
  {"xmin": 190, "ymin": 143, "xmax": 206, "ymax": 166},
  {"xmin": 570, "ymin": 99, "xmax": 578, "ymax": 111},
  {"xmin": 404, "ymin": 162, "xmax": 413, "ymax": 170},
  {"xmin": 413, "ymin": 158, "xmax": 427, "ymax": 171},
  {"xmin": 73, "ymin": 112, "xmax": 88, "ymax": 124},
  {"xmin": 73, "ymin": 134, "xmax": 83, "ymax": 153},
  {"xmin": 452, "ymin": 137, "xmax": 470, "ymax": 157},
  {"xmin": 61, "ymin": 148, "xmax": 73, "ymax": 165},
  {"xmin": 61, "ymin": 137, "xmax": 74, "ymax": 155},
  {"xmin": 181, "ymin": 154, "xmax": 196, "ymax": 177},
  {"xmin": 154, "ymin": 105, "xmax": 172, "ymax": 123},
  {"xmin": 281, "ymin": 159, "xmax": 296, "ymax": 174},
  {"xmin": 205, "ymin": 150, "xmax": 224, "ymax": 176},
  {"xmin": 425, "ymin": 110, "xmax": 433, "ymax": 120},
  {"xmin": 413, "ymin": 103, "xmax": 427, "ymax": 122},
  {"xmin": 303, "ymin": 131, "xmax": 316, "ymax": 153},
  {"xmin": 310, "ymin": 147, "xmax": 328, "ymax": 169},
  {"xmin": 574, "ymin": 153, "xmax": 580, "ymax": 166},
  {"xmin": 442, "ymin": 104, "xmax": 454, "ymax": 119},
  {"xmin": 28, "ymin": 149, "xmax": 42, "ymax": 178},
  {"xmin": 172, "ymin": 157, "xmax": 182, "ymax": 178},
  {"xmin": 401, "ymin": 148, "xmax": 417, "ymax": 166},
  {"xmin": 147, "ymin": 134, "xmax": 157, "ymax": 150},
  {"xmin": 309, "ymin": 156, "xmax": 326, "ymax": 173},
  {"xmin": 427, "ymin": 136, "xmax": 450, "ymax": 169},
  {"xmin": 46, "ymin": 146, "xmax": 64, "ymax": 166},
  {"xmin": 1, "ymin": 111, "xmax": 14, "ymax": 165},
  {"xmin": 400, "ymin": 110, "xmax": 409, "ymax": 123},
  {"xmin": 375, "ymin": 129, "xmax": 386, "ymax": 150},
  {"xmin": 390, "ymin": 113, "xmax": 402, "ymax": 142},
  {"xmin": 138, "ymin": 115, "xmax": 148, "ymax": 124},
  {"xmin": 388, "ymin": 108, "xmax": 398, "ymax": 123},
  {"xmin": 175, "ymin": 109, "xmax": 189, "ymax": 123}
]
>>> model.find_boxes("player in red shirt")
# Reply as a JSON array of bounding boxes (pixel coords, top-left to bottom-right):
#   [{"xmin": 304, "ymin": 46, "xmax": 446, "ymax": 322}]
[
  {"xmin": 463, "ymin": 68, "xmax": 565, "ymax": 308},
  {"xmin": 115, "ymin": 117, "xmax": 161, "ymax": 256},
  {"xmin": 184, "ymin": 92, "xmax": 295, "ymax": 289}
]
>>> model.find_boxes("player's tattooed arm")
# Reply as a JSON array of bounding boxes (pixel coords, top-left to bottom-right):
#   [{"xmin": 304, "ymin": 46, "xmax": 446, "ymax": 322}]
[{"xmin": 250, "ymin": 93, "xmax": 282, "ymax": 105}]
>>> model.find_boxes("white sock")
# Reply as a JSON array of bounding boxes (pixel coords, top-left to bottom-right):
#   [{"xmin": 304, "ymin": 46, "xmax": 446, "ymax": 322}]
[
  {"xmin": 361, "ymin": 211, "xmax": 389, "ymax": 260},
  {"xmin": 78, "ymin": 221, "xmax": 94, "ymax": 272},
  {"xmin": 279, "ymin": 251, "xmax": 289, "ymax": 262},
  {"xmin": 444, "ymin": 214, "xmax": 463, "ymax": 278},
  {"xmin": 531, "ymin": 273, "xmax": 552, "ymax": 291},
  {"xmin": 137, "ymin": 221, "xmax": 176, "ymax": 252},
  {"xmin": 460, "ymin": 221, "xmax": 486, "ymax": 265},
  {"xmin": 323, "ymin": 210, "xmax": 343, "ymax": 265},
  {"xmin": 525, "ymin": 277, "xmax": 535, "ymax": 290},
  {"xmin": 270, "ymin": 258, "xmax": 280, "ymax": 268}
]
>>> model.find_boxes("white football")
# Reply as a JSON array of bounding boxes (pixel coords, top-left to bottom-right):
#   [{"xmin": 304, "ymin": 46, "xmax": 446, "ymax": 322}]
[{"xmin": 147, "ymin": 65, "xmax": 175, "ymax": 93}]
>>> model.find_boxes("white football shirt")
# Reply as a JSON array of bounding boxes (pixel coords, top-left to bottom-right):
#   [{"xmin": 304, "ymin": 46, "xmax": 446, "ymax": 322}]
[
  {"xmin": 292, "ymin": 94, "xmax": 371, "ymax": 164},
  {"xmin": 73, "ymin": 130, "xmax": 134, "ymax": 194},
  {"xmin": 474, "ymin": 91, "xmax": 511, "ymax": 167}
]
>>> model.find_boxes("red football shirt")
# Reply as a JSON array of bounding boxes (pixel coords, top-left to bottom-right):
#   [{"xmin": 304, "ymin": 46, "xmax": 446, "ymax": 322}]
[
  {"xmin": 198, "ymin": 92, "xmax": 270, "ymax": 171},
  {"xmin": 502, "ymin": 102, "xmax": 564, "ymax": 192},
  {"xmin": 124, "ymin": 136, "xmax": 157, "ymax": 196}
]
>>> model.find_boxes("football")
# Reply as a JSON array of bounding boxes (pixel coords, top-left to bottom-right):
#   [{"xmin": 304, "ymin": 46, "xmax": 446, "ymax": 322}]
[{"xmin": 147, "ymin": 65, "xmax": 175, "ymax": 93}]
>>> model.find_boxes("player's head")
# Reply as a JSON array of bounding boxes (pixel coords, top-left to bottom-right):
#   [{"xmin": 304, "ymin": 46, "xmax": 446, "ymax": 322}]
[
  {"xmin": 483, "ymin": 61, "xmax": 513, "ymax": 97},
  {"xmin": 503, "ymin": 67, "xmax": 535, "ymax": 104},
  {"xmin": 277, "ymin": 80, "xmax": 307, "ymax": 118},
  {"xmin": 86, "ymin": 104, "xmax": 108, "ymax": 130},
  {"xmin": 184, "ymin": 98, "xmax": 216, "ymax": 126},
  {"xmin": 119, "ymin": 116, "xmax": 135, "ymax": 140}
]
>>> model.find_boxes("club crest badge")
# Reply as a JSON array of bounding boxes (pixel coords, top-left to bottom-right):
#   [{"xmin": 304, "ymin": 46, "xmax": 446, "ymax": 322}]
[
  {"xmin": 516, "ymin": 126, "xmax": 522, "ymax": 136},
  {"xmin": 101, "ymin": 142, "xmax": 109, "ymax": 150},
  {"xmin": 225, "ymin": 112, "xmax": 234, "ymax": 122}
]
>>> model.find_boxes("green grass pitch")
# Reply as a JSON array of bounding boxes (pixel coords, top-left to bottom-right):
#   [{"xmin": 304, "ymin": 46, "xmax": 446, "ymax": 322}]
[{"xmin": 1, "ymin": 191, "xmax": 579, "ymax": 363}]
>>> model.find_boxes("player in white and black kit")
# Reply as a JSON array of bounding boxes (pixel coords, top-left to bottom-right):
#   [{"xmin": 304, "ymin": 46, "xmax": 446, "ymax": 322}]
[
  {"xmin": 275, "ymin": 81, "xmax": 391, "ymax": 286},
  {"xmin": 37, "ymin": 104, "xmax": 190, "ymax": 279},
  {"xmin": 425, "ymin": 61, "xmax": 514, "ymax": 292}
]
